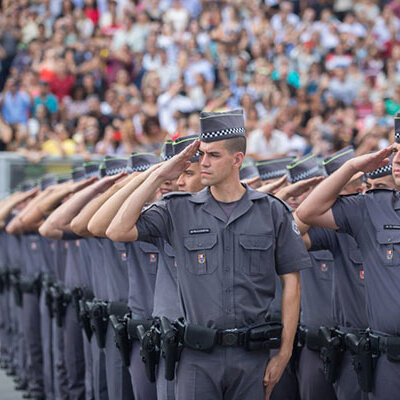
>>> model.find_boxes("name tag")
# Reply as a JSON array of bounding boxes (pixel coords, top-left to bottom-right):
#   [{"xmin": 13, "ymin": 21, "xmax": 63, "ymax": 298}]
[
  {"xmin": 189, "ymin": 228, "xmax": 210, "ymax": 235},
  {"xmin": 383, "ymin": 225, "xmax": 400, "ymax": 230}
]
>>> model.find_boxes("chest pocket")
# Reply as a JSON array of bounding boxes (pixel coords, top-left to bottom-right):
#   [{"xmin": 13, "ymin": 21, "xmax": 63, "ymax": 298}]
[
  {"xmin": 138, "ymin": 242, "xmax": 159, "ymax": 275},
  {"xmin": 183, "ymin": 233, "xmax": 218, "ymax": 275},
  {"xmin": 377, "ymin": 230, "xmax": 400, "ymax": 267},
  {"xmin": 239, "ymin": 234, "xmax": 273, "ymax": 275},
  {"xmin": 348, "ymin": 249, "xmax": 365, "ymax": 284},
  {"xmin": 312, "ymin": 251, "xmax": 334, "ymax": 281}
]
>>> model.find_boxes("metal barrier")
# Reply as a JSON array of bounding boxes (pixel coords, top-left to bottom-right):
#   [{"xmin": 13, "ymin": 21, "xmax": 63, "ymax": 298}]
[{"xmin": 0, "ymin": 152, "xmax": 102, "ymax": 199}]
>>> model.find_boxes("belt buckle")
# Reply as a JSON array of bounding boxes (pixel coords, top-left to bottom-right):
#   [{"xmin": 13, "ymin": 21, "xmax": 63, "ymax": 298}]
[{"xmin": 222, "ymin": 329, "xmax": 239, "ymax": 347}]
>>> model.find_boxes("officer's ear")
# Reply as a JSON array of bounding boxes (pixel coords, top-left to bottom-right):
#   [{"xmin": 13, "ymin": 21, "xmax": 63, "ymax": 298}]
[{"xmin": 233, "ymin": 151, "xmax": 245, "ymax": 168}]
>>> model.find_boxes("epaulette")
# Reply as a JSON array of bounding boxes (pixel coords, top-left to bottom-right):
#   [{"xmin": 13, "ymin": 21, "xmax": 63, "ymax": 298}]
[
  {"xmin": 162, "ymin": 191, "xmax": 192, "ymax": 200},
  {"xmin": 265, "ymin": 193, "xmax": 293, "ymax": 212}
]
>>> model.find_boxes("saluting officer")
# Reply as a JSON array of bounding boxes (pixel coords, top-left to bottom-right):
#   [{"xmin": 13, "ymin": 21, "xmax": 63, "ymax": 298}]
[
  {"xmin": 107, "ymin": 109, "xmax": 311, "ymax": 399},
  {"xmin": 297, "ymin": 147, "xmax": 369, "ymax": 400},
  {"xmin": 297, "ymin": 138, "xmax": 400, "ymax": 399}
]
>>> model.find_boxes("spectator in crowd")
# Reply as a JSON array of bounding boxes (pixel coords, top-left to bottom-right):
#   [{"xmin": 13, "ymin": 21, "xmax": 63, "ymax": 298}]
[{"xmin": 0, "ymin": 0, "xmax": 397, "ymax": 164}]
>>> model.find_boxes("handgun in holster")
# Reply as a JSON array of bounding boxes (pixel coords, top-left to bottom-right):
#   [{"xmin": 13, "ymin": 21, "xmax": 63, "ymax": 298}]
[
  {"xmin": 79, "ymin": 300, "xmax": 93, "ymax": 341},
  {"xmin": 345, "ymin": 331, "xmax": 379, "ymax": 393},
  {"xmin": 45, "ymin": 284, "xmax": 54, "ymax": 319},
  {"xmin": 71, "ymin": 287, "xmax": 83, "ymax": 323},
  {"xmin": 110, "ymin": 314, "xmax": 131, "ymax": 367},
  {"xmin": 319, "ymin": 326, "xmax": 345, "ymax": 383},
  {"xmin": 51, "ymin": 286, "xmax": 70, "ymax": 328},
  {"xmin": 10, "ymin": 271, "xmax": 23, "ymax": 307},
  {"xmin": 0, "ymin": 270, "xmax": 5, "ymax": 293},
  {"xmin": 160, "ymin": 317, "xmax": 185, "ymax": 381},
  {"xmin": 137, "ymin": 323, "xmax": 161, "ymax": 383},
  {"xmin": 127, "ymin": 318, "xmax": 153, "ymax": 341},
  {"xmin": 90, "ymin": 301, "xmax": 109, "ymax": 349}
]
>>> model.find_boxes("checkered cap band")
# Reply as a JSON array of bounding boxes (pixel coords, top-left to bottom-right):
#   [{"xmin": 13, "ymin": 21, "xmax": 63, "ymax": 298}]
[
  {"xmin": 290, "ymin": 165, "xmax": 321, "ymax": 183},
  {"xmin": 260, "ymin": 169, "xmax": 288, "ymax": 181},
  {"xmin": 199, "ymin": 127, "xmax": 245, "ymax": 141},
  {"xmin": 127, "ymin": 164, "xmax": 152, "ymax": 173},
  {"xmin": 395, "ymin": 114, "xmax": 400, "ymax": 143},
  {"xmin": 366, "ymin": 163, "xmax": 392, "ymax": 179},
  {"xmin": 105, "ymin": 167, "xmax": 126, "ymax": 176}
]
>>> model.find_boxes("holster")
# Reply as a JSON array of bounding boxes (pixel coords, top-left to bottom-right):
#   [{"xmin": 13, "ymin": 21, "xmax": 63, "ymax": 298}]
[
  {"xmin": 45, "ymin": 285, "xmax": 54, "ymax": 319},
  {"xmin": 89, "ymin": 301, "xmax": 109, "ymax": 349},
  {"xmin": 51, "ymin": 286, "xmax": 71, "ymax": 328},
  {"xmin": 245, "ymin": 321, "xmax": 282, "ymax": 350},
  {"xmin": 160, "ymin": 317, "xmax": 185, "ymax": 381},
  {"xmin": 0, "ymin": 269, "xmax": 7, "ymax": 293},
  {"xmin": 79, "ymin": 300, "xmax": 93, "ymax": 341},
  {"xmin": 346, "ymin": 331, "xmax": 379, "ymax": 393},
  {"xmin": 127, "ymin": 318, "xmax": 153, "ymax": 341},
  {"xmin": 319, "ymin": 327, "xmax": 346, "ymax": 383},
  {"xmin": 110, "ymin": 314, "xmax": 131, "ymax": 367},
  {"xmin": 136, "ymin": 323, "xmax": 161, "ymax": 383},
  {"xmin": 20, "ymin": 274, "xmax": 42, "ymax": 298}
]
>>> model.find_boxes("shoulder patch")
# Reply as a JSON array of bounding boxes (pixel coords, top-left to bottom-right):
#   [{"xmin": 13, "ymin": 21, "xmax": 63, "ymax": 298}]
[
  {"xmin": 162, "ymin": 191, "xmax": 192, "ymax": 200},
  {"xmin": 265, "ymin": 193, "xmax": 293, "ymax": 212}
]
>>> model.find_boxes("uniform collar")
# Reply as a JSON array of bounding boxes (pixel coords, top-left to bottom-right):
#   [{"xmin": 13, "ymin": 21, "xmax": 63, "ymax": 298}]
[
  {"xmin": 394, "ymin": 190, "xmax": 400, "ymax": 210},
  {"xmin": 189, "ymin": 185, "xmax": 266, "ymax": 225}
]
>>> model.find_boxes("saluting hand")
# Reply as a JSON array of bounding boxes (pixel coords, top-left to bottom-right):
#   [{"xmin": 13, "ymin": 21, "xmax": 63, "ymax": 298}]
[
  {"xmin": 276, "ymin": 176, "xmax": 325, "ymax": 201},
  {"xmin": 348, "ymin": 146, "xmax": 393, "ymax": 174},
  {"xmin": 157, "ymin": 140, "xmax": 200, "ymax": 181},
  {"xmin": 258, "ymin": 175, "xmax": 288, "ymax": 194}
]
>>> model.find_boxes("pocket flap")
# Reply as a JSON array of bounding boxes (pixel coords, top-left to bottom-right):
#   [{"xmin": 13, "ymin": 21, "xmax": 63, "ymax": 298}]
[
  {"xmin": 239, "ymin": 234, "xmax": 272, "ymax": 251},
  {"xmin": 138, "ymin": 241, "xmax": 159, "ymax": 254},
  {"xmin": 348, "ymin": 249, "xmax": 363, "ymax": 264},
  {"xmin": 163, "ymin": 242, "xmax": 175, "ymax": 257},
  {"xmin": 184, "ymin": 233, "xmax": 217, "ymax": 251},
  {"xmin": 184, "ymin": 324, "xmax": 216, "ymax": 351},
  {"xmin": 376, "ymin": 230, "xmax": 400, "ymax": 245},
  {"xmin": 311, "ymin": 250, "xmax": 334, "ymax": 262}
]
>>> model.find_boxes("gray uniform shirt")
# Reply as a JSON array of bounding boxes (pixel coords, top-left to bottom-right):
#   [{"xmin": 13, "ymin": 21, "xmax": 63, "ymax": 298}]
[
  {"xmin": 136, "ymin": 187, "xmax": 311, "ymax": 329},
  {"xmin": 300, "ymin": 249, "xmax": 335, "ymax": 329},
  {"xmin": 126, "ymin": 240, "xmax": 159, "ymax": 319},
  {"xmin": 152, "ymin": 241, "xmax": 181, "ymax": 321},
  {"xmin": 332, "ymin": 189, "xmax": 400, "ymax": 335},
  {"xmin": 308, "ymin": 227, "xmax": 368, "ymax": 329}
]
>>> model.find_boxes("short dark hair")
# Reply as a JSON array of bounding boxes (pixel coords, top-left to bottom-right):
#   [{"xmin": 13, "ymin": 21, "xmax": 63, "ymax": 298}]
[{"xmin": 223, "ymin": 136, "xmax": 246, "ymax": 155}]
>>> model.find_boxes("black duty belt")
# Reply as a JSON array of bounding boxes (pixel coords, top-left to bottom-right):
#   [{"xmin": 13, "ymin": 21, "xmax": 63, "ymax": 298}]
[
  {"xmin": 297, "ymin": 326, "xmax": 322, "ymax": 351},
  {"xmin": 378, "ymin": 335, "xmax": 400, "ymax": 362},
  {"xmin": 183, "ymin": 321, "xmax": 282, "ymax": 352}
]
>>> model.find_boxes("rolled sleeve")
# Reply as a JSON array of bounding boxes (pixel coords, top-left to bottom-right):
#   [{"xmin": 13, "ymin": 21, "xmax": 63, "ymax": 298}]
[
  {"xmin": 308, "ymin": 227, "xmax": 337, "ymax": 253},
  {"xmin": 331, "ymin": 195, "xmax": 365, "ymax": 237},
  {"xmin": 136, "ymin": 200, "xmax": 171, "ymax": 243},
  {"xmin": 274, "ymin": 209, "xmax": 312, "ymax": 275}
]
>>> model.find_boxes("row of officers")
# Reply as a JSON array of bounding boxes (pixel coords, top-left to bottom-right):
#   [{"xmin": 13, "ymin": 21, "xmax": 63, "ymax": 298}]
[{"xmin": 0, "ymin": 109, "xmax": 400, "ymax": 400}]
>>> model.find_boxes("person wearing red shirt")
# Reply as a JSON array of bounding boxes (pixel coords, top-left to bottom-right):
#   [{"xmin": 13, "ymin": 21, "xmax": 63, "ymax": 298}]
[{"xmin": 49, "ymin": 59, "xmax": 76, "ymax": 101}]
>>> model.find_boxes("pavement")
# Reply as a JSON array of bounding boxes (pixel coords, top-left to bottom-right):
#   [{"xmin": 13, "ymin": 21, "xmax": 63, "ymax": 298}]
[{"xmin": 0, "ymin": 367, "xmax": 24, "ymax": 400}]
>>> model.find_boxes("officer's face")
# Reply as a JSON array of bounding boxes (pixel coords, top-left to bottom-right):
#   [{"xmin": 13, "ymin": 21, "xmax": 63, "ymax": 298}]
[
  {"xmin": 177, "ymin": 162, "xmax": 204, "ymax": 193},
  {"xmin": 198, "ymin": 141, "xmax": 243, "ymax": 186},
  {"xmin": 365, "ymin": 175, "xmax": 395, "ymax": 191},
  {"xmin": 287, "ymin": 186, "xmax": 313, "ymax": 210},
  {"xmin": 392, "ymin": 143, "xmax": 400, "ymax": 188},
  {"xmin": 159, "ymin": 178, "xmax": 179, "ymax": 195}
]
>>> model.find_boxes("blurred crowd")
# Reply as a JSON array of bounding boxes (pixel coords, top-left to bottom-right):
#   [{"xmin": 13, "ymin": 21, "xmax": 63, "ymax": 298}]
[{"xmin": 0, "ymin": 0, "xmax": 399, "ymax": 162}]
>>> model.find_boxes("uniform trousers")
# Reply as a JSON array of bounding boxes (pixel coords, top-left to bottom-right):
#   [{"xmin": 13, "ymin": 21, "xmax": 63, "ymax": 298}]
[
  {"xmin": 175, "ymin": 346, "xmax": 270, "ymax": 400},
  {"xmin": 40, "ymin": 290, "xmax": 54, "ymax": 400},
  {"xmin": 22, "ymin": 292, "xmax": 44, "ymax": 395},
  {"xmin": 83, "ymin": 333, "xmax": 94, "ymax": 400},
  {"xmin": 90, "ymin": 339, "xmax": 108, "ymax": 400},
  {"xmin": 156, "ymin": 356, "xmax": 176, "ymax": 400},
  {"xmin": 104, "ymin": 320, "xmax": 134, "ymax": 400},
  {"xmin": 52, "ymin": 318, "xmax": 69, "ymax": 400},
  {"xmin": 334, "ymin": 351, "xmax": 368, "ymax": 400},
  {"xmin": 16, "ymin": 302, "xmax": 27, "ymax": 383},
  {"xmin": 128, "ymin": 340, "xmax": 157, "ymax": 400},
  {"xmin": 369, "ymin": 356, "xmax": 400, "ymax": 400},
  {"xmin": 63, "ymin": 302, "xmax": 85, "ymax": 400},
  {"xmin": 296, "ymin": 346, "xmax": 337, "ymax": 400}
]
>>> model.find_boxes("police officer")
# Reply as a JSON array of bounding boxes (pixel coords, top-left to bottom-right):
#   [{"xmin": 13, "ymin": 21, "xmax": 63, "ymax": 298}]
[
  {"xmin": 297, "ymin": 142, "xmax": 400, "ymax": 399},
  {"xmin": 296, "ymin": 147, "xmax": 369, "ymax": 400},
  {"xmin": 283, "ymin": 155, "xmax": 337, "ymax": 400},
  {"xmin": 107, "ymin": 109, "xmax": 311, "ymax": 399}
]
